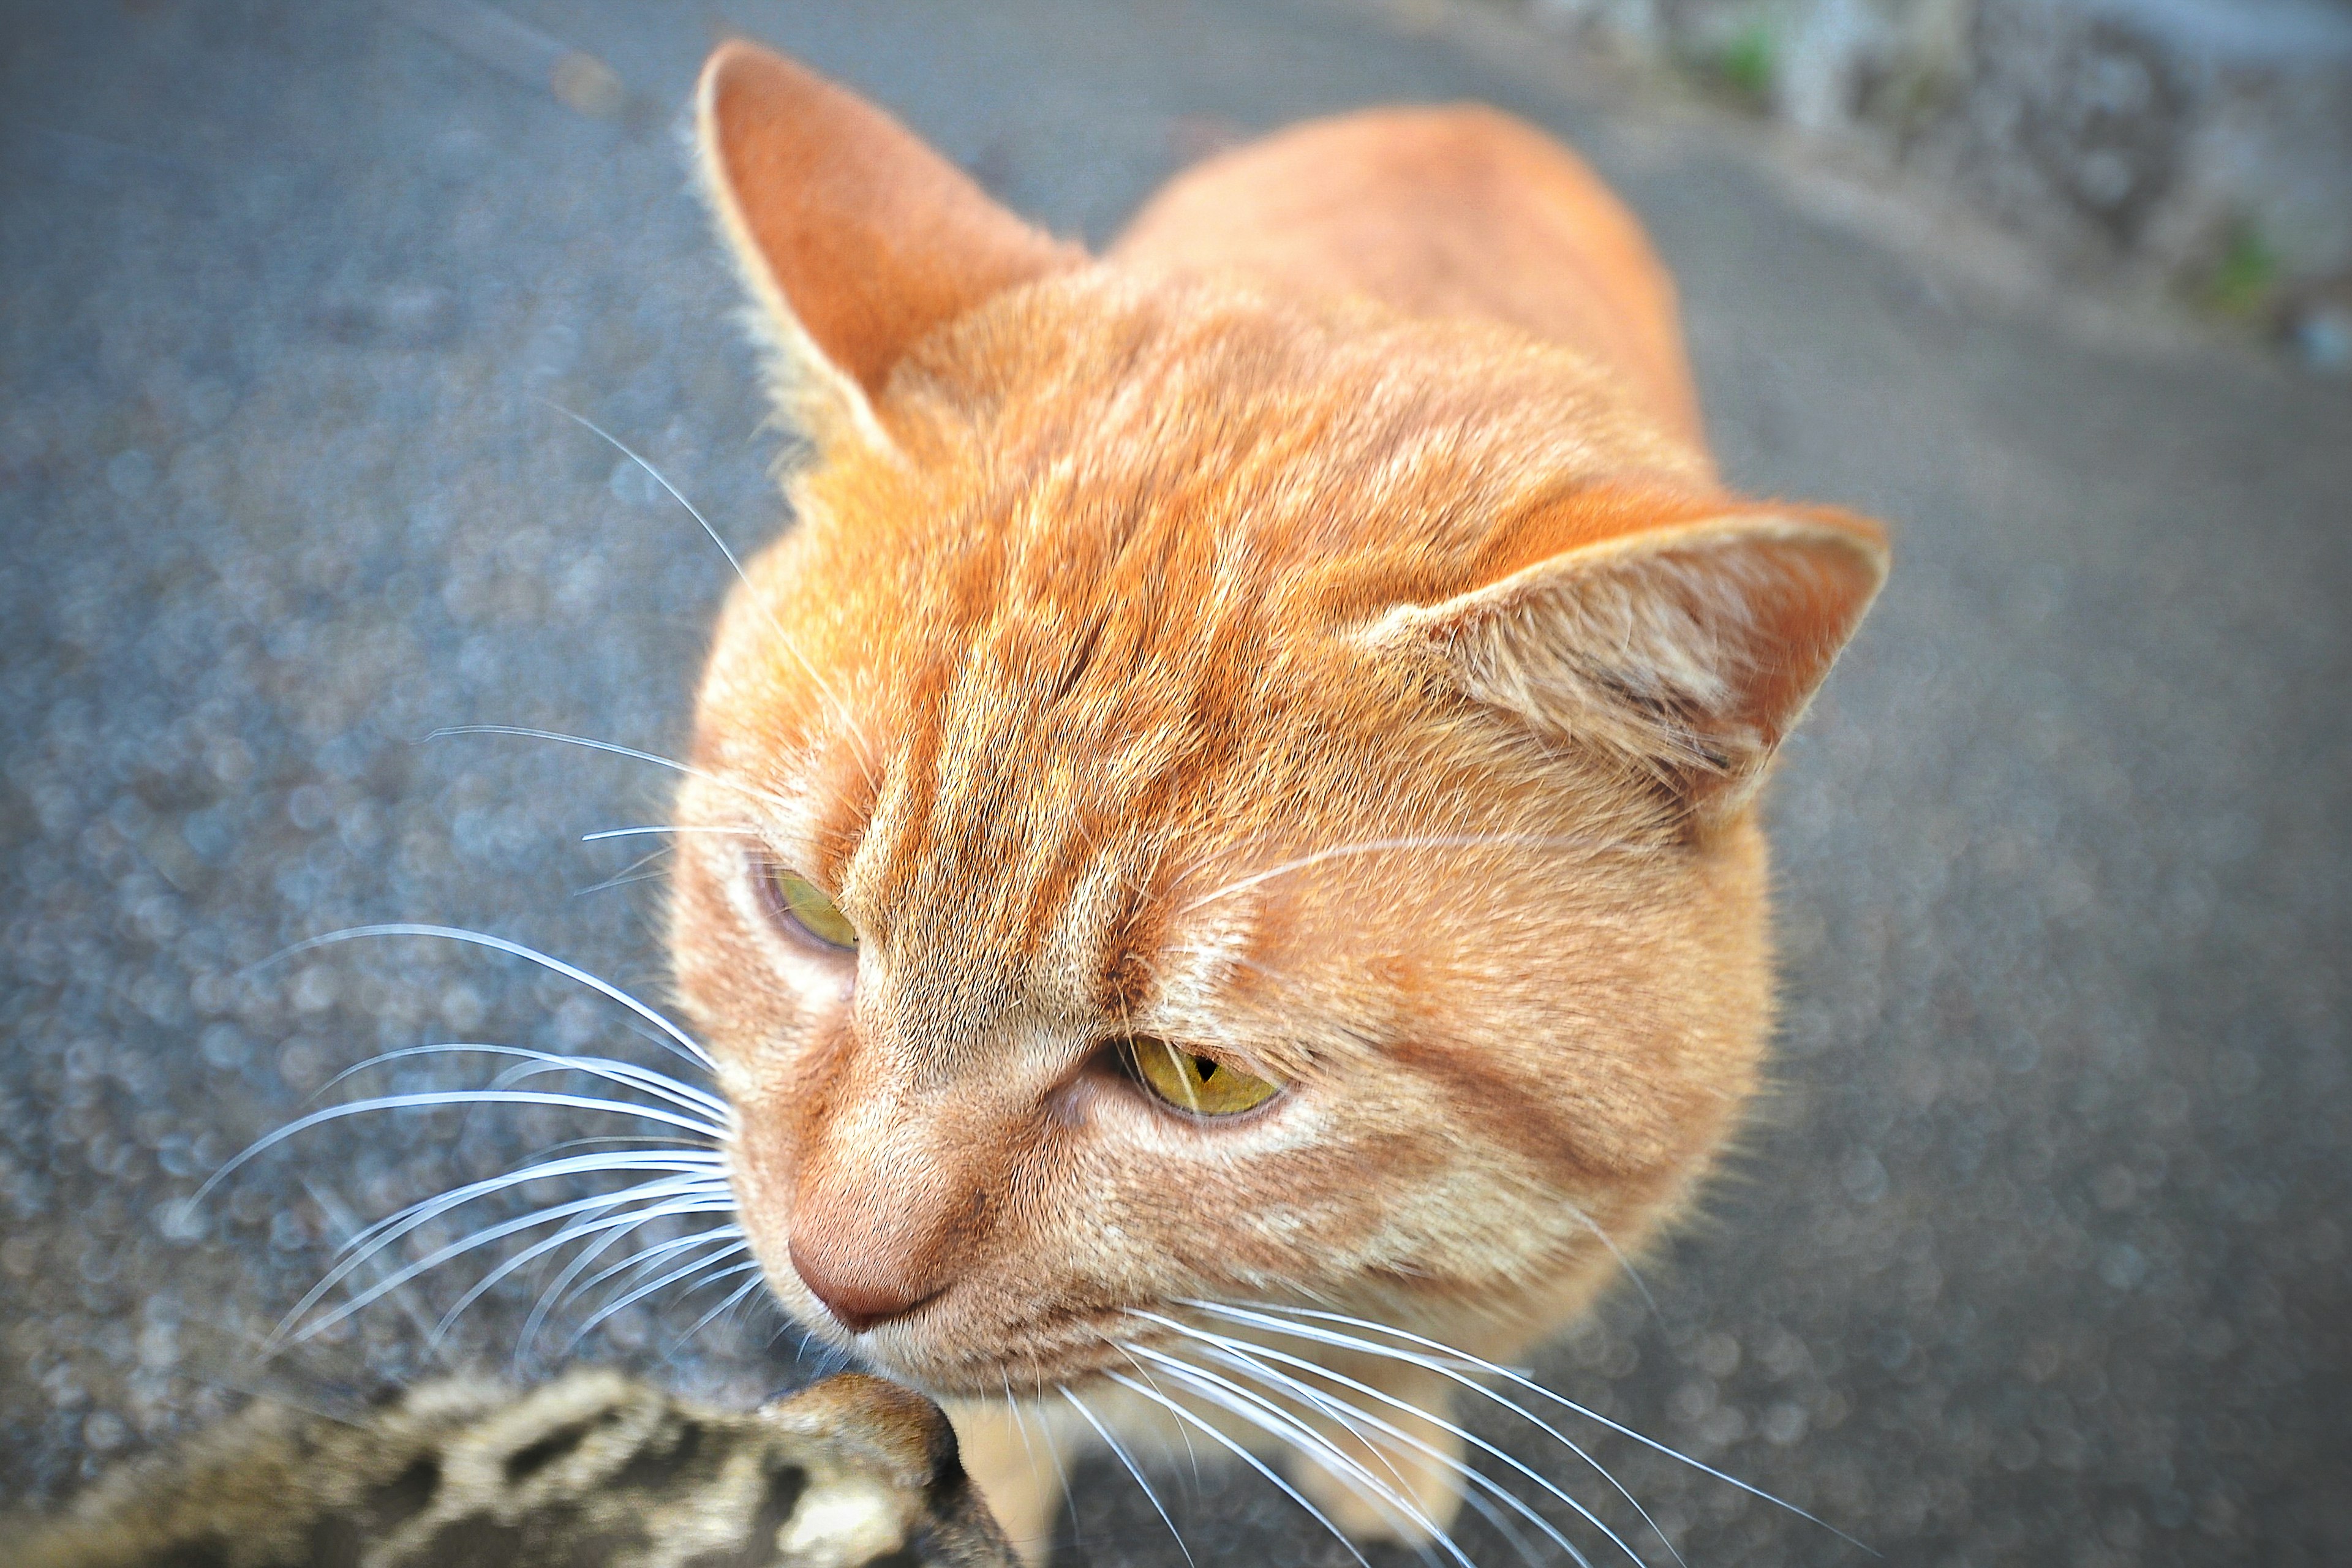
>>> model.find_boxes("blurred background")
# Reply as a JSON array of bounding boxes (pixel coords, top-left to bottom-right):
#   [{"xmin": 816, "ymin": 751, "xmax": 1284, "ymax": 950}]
[{"xmin": 1, "ymin": 1, "xmax": 2346, "ymax": 1564}]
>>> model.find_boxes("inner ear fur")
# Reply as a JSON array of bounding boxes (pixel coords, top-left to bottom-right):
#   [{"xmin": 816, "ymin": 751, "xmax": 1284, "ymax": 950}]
[
  {"xmin": 1386, "ymin": 512, "xmax": 1888, "ymax": 824},
  {"xmin": 694, "ymin": 40, "xmax": 1085, "ymax": 451}
]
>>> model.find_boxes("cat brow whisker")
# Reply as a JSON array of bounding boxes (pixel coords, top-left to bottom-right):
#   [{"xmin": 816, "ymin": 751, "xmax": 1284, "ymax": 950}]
[
  {"xmin": 1102, "ymin": 1365, "xmax": 1376, "ymax": 1568},
  {"xmin": 548, "ymin": 404, "xmax": 878, "ymax": 788},
  {"xmin": 581, "ymin": 824, "xmax": 768, "ymax": 842},
  {"xmin": 428, "ymin": 722, "xmax": 786, "ymax": 808},
  {"xmin": 573, "ymin": 847, "xmax": 674, "ymax": 899},
  {"xmin": 1065, "ymin": 1387, "xmax": 1197, "ymax": 1568},
  {"xmin": 1198, "ymin": 1300, "xmax": 1861, "ymax": 1554},
  {"xmin": 1118, "ymin": 1346, "xmax": 1464, "ymax": 1568},
  {"xmin": 1178, "ymin": 833, "xmax": 1648, "ymax": 916},
  {"xmin": 1140, "ymin": 1311, "xmax": 1627, "ymax": 1568},
  {"xmin": 252, "ymin": 923, "xmax": 717, "ymax": 1071}
]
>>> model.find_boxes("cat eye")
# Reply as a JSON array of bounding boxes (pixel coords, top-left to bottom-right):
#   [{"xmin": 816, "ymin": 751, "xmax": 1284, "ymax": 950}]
[
  {"xmin": 1120, "ymin": 1037, "xmax": 1282, "ymax": 1118},
  {"xmin": 762, "ymin": 864, "xmax": 859, "ymax": 951}
]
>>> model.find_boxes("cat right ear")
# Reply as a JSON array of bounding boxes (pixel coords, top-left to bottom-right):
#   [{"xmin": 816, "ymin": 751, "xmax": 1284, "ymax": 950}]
[{"xmin": 695, "ymin": 42, "xmax": 1084, "ymax": 453}]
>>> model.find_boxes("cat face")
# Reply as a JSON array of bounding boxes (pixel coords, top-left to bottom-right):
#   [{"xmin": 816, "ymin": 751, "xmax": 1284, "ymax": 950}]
[{"xmin": 667, "ymin": 45, "xmax": 1884, "ymax": 1400}]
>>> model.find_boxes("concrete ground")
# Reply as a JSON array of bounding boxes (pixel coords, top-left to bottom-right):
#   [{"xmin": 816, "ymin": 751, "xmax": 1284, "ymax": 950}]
[{"xmin": 2, "ymin": 1, "xmax": 2346, "ymax": 1564}]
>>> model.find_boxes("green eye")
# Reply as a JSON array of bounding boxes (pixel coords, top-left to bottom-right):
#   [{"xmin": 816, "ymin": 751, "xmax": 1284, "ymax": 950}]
[
  {"xmin": 764, "ymin": 865, "xmax": 858, "ymax": 951},
  {"xmin": 1124, "ymin": 1037, "xmax": 1282, "ymax": 1117}
]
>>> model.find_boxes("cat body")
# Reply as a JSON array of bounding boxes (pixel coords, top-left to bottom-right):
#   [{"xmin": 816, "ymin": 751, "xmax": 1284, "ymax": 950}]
[{"xmin": 671, "ymin": 43, "xmax": 1887, "ymax": 1558}]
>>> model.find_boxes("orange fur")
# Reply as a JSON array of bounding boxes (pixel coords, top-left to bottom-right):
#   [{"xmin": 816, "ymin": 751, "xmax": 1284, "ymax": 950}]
[{"xmin": 672, "ymin": 40, "xmax": 1887, "ymax": 1557}]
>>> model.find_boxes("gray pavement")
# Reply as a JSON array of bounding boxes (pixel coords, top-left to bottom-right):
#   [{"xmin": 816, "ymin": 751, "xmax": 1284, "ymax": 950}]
[{"xmin": 2, "ymin": 1, "xmax": 2347, "ymax": 1564}]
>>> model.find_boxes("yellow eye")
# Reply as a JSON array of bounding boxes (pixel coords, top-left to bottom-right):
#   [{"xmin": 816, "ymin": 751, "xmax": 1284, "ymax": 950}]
[
  {"xmin": 765, "ymin": 866, "xmax": 858, "ymax": 951},
  {"xmin": 1125, "ymin": 1037, "xmax": 1281, "ymax": 1117}
]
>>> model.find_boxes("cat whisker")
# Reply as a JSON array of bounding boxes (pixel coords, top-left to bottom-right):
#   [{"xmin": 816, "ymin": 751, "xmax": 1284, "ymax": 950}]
[
  {"xmin": 1182, "ymin": 1336, "xmax": 1561, "ymax": 1568},
  {"xmin": 425, "ymin": 724, "xmax": 812, "ymax": 833},
  {"xmin": 1101, "ymin": 1364, "xmax": 1376, "ymax": 1568},
  {"xmin": 541, "ymin": 1221, "xmax": 747, "ymax": 1343},
  {"xmin": 545, "ymin": 404, "xmax": 883, "ymax": 793},
  {"xmin": 195, "ymin": 1090, "xmax": 723, "ymax": 1222},
  {"xmin": 1562, "ymin": 1202, "xmax": 1661, "ymax": 1325},
  {"xmin": 565, "ymin": 1243, "xmax": 758, "ymax": 1355},
  {"xmin": 323, "ymin": 1040, "xmax": 726, "ymax": 1122},
  {"xmin": 1065, "ymin": 1387, "xmax": 1197, "ymax": 1568},
  {"xmin": 255, "ymin": 922, "xmax": 717, "ymax": 1071},
  {"xmin": 1197, "ymin": 1300, "xmax": 1861, "ymax": 1554},
  {"xmin": 1111, "ymin": 1340, "xmax": 1203, "ymax": 1485},
  {"xmin": 1120, "ymin": 1343, "xmax": 1470, "ymax": 1568},
  {"xmin": 1189, "ymin": 1302, "xmax": 1680, "ymax": 1562},
  {"xmin": 298, "ymin": 1178, "xmax": 451, "ymax": 1370},
  {"xmin": 1140, "ymin": 1310, "xmax": 1629, "ymax": 1568},
  {"xmin": 279, "ymin": 1168, "xmax": 729, "ymax": 1351},
  {"xmin": 573, "ymin": 846, "xmax": 674, "ymax": 899},
  {"xmin": 429, "ymin": 1193, "xmax": 739, "ymax": 1355},
  {"xmin": 581, "ymin": 824, "xmax": 769, "ymax": 842},
  {"xmin": 655, "ymin": 1263, "xmax": 772, "ymax": 1361},
  {"xmin": 560, "ymin": 1216, "xmax": 745, "ymax": 1306},
  {"xmin": 1178, "ymin": 832, "xmax": 1649, "ymax": 916},
  {"xmin": 325, "ymin": 1150, "xmax": 724, "ymax": 1277}
]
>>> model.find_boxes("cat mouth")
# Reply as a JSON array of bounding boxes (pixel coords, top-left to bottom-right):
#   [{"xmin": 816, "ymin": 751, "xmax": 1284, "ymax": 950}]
[{"xmin": 820, "ymin": 1301, "xmax": 1186, "ymax": 1401}]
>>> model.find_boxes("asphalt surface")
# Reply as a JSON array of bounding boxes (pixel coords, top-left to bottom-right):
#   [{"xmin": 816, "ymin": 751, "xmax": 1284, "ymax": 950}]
[{"xmin": 3, "ymin": 1, "xmax": 2347, "ymax": 1564}]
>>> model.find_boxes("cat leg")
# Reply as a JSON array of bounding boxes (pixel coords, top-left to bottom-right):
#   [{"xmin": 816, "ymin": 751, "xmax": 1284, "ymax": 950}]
[
  {"xmin": 1284, "ymin": 1361, "xmax": 1468, "ymax": 1550},
  {"xmin": 944, "ymin": 1398, "xmax": 1069, "ymax": 1567}
]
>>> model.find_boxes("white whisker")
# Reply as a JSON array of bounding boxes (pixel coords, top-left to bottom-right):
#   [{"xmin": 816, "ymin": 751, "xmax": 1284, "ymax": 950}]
[
  {"xmin": 251, "ymin": 923, "xmax": 716, "ymax": 1071},
  {"xmin": 323, "ymin": 1041, "xmax": 725, "ymax": 1121},
  {"xmin": 582, "ymin": 824, "xmax": 769, "ymax": 843},
  {"xmin": 1188, "ymin": 1337, "xmax": 1555, "ymax": 1568},
  {"xmin": 195, "ymin": 1093, "xmax": 722, "ymax": 1219},
  {"xmin": 657, "ymin": 1264, "xmax": 771, "ymax": 1357},
  {"xmin": 1144, "ymin": 1312, "xmax": 1619, "ymax": 1567},
  {"xmin": 1103, "ymin": 1366, "xmax": 1374, "ymax": 1568},
  {"xmin": 1199, "ymin": 1300, "xmax": 1855, "ymax": 1553},
  {"xmin": 1065, "ymin": 1387, "xmax": 1196, "ymax": 1568},
  {"xmin": 566, "ymin": 1244, "xmax": 757, "ymax": 1353},
  {"xmin": 545, "ymin": 404, "xmax": 879, "ymax": 788},
  {"xmin": 1180, "ymin": 834, "xmax": 1645, "ymax": 915},
  {"xmin": 1120, "ymin": 1344, "xmax": 1468, "ymax": 1568},
  {"xmin": 573, "ymin": 848, "xmax": 673, "ymax": 899},
  {"xmin": 431, "ymin": 1194, "xmax": 738, "ymax": 1353},
  {"xmin": 282, "ymin": 1169, "xmax": 726, "ymax": 1348},
  {"xmin": 543, "ymin": 1221, "xmax": 746, "ymax": 1335}
]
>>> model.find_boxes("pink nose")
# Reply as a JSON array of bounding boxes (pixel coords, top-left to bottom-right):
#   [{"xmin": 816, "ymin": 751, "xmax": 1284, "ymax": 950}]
[{"xmin": 788, "ymin": 1234, "xmax": 940, "ymax": 1333}]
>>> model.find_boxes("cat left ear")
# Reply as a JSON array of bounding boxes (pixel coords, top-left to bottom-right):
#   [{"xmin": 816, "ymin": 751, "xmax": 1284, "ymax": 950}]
[
  {"xmin": 695, "ymin": 42, "xmax": 1085, "ymax": 453},
  {"xmin": 1379, "ymin": 511, "xmax": 1888, "ymax": 826}
]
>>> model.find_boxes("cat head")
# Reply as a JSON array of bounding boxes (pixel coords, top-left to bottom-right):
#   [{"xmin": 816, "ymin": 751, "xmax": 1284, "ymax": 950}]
[{"xmin": 668, "ymin": 42, "xmax": 1886, "ymax": 1395}]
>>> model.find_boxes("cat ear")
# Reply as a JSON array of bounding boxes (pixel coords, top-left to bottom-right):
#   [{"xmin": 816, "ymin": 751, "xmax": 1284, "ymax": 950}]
[
  {"xmin": 694, "ymin": 41, "xmax": 1084, "ymax": 451},
  {"xmin": 1379, "ymin": 511, "xmax": 1888, "ymax": 824}
]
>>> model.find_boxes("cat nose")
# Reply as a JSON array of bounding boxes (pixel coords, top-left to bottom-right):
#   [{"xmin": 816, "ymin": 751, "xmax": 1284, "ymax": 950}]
[{"xmin": 789, "ymin": 1232, "xmax": 944, "ymax": 1333}]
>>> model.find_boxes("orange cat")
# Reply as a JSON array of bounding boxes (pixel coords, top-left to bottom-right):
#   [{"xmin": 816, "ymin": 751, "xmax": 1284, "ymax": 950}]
[{"xmin": 669, "ymin": 40, "xmax": 1887, "ymax": 1559}]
